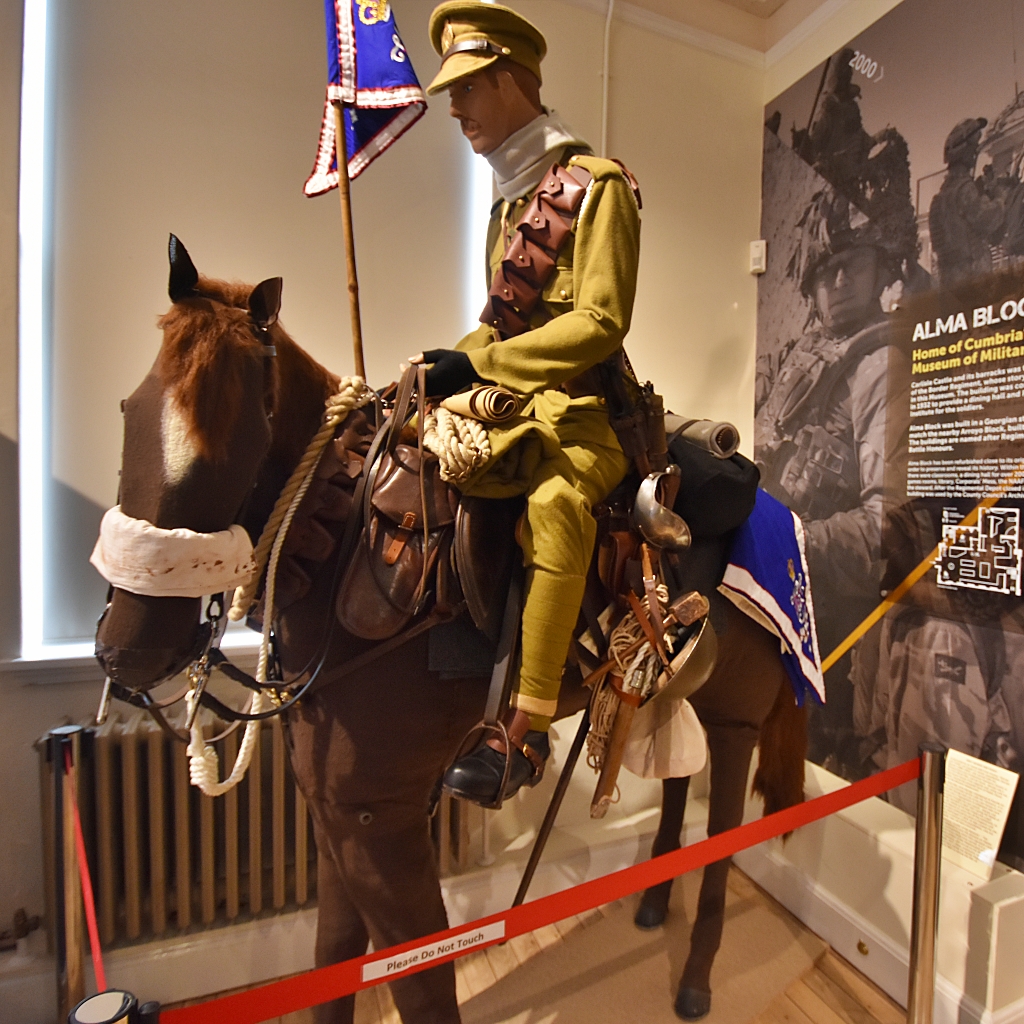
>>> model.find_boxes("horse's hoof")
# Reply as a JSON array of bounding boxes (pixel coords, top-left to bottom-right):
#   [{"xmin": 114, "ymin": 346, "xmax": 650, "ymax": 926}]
[
  {"xmin": 674, "ymin": 987, "xmax": 711, "ymax": 1021},
  {"xmin": 634, "ymin": 892, "xmax": 669, "ymax": 930}
]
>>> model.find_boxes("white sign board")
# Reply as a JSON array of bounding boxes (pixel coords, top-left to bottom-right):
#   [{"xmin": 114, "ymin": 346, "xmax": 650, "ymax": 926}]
[
  {"xmin": 942, "ymin": 749, "xmax": 1020, "ymax": 880},
  {"xmin": 361, "ymin": 921, "xmax": 506, "ymax": 983}
]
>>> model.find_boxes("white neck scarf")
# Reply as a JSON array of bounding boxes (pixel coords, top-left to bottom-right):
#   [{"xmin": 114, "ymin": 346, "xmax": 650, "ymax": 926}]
[
  {"xmin": 91, "ymin": 505, "xmax": 256, "ymax": 599},
  {"xmin": 485, "ymin": 110, "xmax": 591, "ymax": 202}
]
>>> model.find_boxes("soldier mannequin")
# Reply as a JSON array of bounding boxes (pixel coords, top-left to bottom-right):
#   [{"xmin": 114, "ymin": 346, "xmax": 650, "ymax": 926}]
[{"xmin": 411, "ymin": 1, "xmax": 640, "ymax": 806}]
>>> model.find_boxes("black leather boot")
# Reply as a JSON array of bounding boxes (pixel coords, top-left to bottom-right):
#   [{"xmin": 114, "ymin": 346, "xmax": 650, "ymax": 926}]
[{"xmin": 442, "ymin": 709, "xmax": 550, "ymax": 808}]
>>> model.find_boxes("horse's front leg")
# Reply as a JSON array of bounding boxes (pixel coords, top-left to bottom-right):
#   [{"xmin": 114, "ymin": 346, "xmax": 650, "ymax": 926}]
[
  {"xmin": 676, "ymin": 721, "xmax": 759, "ymax": 1022},
  {"xmin": 313, "ymin": 839, "xmax": 370, "ymax": 1024},
  {"xmin": 314, "ymin": 801, "xmax": 461, "ymax": 1024},
  {"xmin": 635, "ymin": 775, "xmax": 691, "ymax": 928}
]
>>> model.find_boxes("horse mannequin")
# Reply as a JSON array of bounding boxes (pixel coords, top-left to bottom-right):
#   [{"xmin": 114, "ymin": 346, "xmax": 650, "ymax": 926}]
[
  {"xmin": 96, "ymin": 239, "xmax": 492, "ymax": 1024},
  {"xmin": 95, "ymin": 239, "xmax": 806, "ymax": 1023}
]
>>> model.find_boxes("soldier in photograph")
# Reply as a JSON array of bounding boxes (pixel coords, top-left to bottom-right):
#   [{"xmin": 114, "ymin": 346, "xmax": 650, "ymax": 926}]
[
  {"xmin": 852, "ymin": 505, "xmax": 1017, "ymax": 812},
  {"xmin": 755, "ymin": 182, "xmax": 915, "ymax": 774},
  {"xmin": 929, "ymin": 117, "xmax": 1006, "ymax": 287}
]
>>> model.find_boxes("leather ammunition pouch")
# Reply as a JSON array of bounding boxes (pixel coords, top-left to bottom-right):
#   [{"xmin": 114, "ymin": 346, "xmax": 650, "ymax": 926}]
[
  {"xmin": 480, "ymin": 161, "xmax": 593, "ymax": 339},
  {"xmin": 336, "ymin": 367, "xmax": 461, "ymax": 640}
]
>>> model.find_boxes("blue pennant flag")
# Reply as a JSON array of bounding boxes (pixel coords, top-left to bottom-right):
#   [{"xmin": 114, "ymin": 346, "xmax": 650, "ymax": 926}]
[
  {"xmin": 305, "ymin": 0, "xmax": 426, "ymax": 196},
  {"xmin": 719, "ymin": 489, "xmax": 826, "ymax": 706}
]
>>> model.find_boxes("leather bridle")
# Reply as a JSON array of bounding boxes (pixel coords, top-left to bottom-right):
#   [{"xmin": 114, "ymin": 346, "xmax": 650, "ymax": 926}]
[{"xmin": 97, "ymin": 360, "xmax": 463, "ymax": 741}]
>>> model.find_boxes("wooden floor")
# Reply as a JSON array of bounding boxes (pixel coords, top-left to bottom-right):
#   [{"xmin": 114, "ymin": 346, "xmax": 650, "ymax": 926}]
[
  {"xmin": 167, "ymin": 868, "xmax": 906, "ymax": 1024},
  {"xmin": 751, "ymin": 948, "xmax": 906, "ymax": 1024}
]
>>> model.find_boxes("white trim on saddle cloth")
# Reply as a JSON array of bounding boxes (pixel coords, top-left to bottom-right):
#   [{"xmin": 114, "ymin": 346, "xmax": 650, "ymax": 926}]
[{"xmin": 90, "ymin": 505, "xmax": 256, "ymax": 599}]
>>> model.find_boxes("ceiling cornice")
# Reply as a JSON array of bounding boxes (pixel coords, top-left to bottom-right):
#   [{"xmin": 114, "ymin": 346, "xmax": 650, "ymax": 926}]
[
  {"xmin": 558, "ymin": 0, "xmax": 853, "ymax": 70},
  {"xmin": 764, "ymin": 0, "xmax": 849, "ymax": 65},
  {"xmin": 561, "ymin": 0, "xmax": 764, "ymax": 66}
]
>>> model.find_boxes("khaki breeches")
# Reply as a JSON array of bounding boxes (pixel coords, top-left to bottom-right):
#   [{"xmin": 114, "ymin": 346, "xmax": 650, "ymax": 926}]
[{"xmin": 460, "ymin": 391, "xmax": 630, "ymax": 721}]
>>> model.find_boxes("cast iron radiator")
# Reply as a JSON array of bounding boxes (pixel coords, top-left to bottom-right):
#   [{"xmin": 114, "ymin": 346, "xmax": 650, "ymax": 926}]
[
  {"xmin": 37, "ymin": 713, "xmax": 473, "ymax": 948},
  {"xmin": 38, "ymin": 712, "xmax": 316, "ymax": 948}
]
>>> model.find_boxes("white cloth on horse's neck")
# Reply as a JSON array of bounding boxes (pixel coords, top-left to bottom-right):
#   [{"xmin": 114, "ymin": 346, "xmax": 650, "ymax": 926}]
[
  {"xmin": 486, "ymin": 109, "xmax": 590, "ymax": 202},
  {"xmin": 90, "ymin": 506, "xmax": 256, "ymax": 599}
]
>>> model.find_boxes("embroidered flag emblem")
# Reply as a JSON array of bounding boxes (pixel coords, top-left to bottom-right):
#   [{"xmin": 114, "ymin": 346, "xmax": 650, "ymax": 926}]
[{"xmin": 304, "ymin": 0, "xmax": 426, "ymax": 195}]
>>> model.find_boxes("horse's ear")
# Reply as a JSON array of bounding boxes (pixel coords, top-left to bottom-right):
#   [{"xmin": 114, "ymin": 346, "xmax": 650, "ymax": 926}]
[
  {"xmin": 248, "ymin": 277, "xmax": 283, "ymax": 330},
  {"xmin": 168, "ymin": 234, "xmax": 199, "ymax": 302}
]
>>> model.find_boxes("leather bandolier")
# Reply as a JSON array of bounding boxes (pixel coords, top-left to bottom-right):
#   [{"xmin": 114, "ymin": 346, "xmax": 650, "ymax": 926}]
[
  {"xmin": 481, "ymin": 161, "xmax": 593, "ymax": 340},
  {"xmin": 480, "ymin": 157, "xmax": 660, "ymax": 478}
]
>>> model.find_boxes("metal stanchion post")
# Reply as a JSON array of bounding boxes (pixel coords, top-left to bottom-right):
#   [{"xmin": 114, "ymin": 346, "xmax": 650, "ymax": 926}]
[
  {"xmin": 50, "ymin": 725, "xmax": 86, "ymax": 1020},
  {"xmin": 907, "ymin": 743, "xmax": 946, "ymax": 1024},
  {"xmin": 478, "ymin": 808, "xmax": 495, "ymax": 868}
]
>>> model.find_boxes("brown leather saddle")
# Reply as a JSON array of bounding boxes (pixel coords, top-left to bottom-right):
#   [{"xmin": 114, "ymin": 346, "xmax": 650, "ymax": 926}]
[{"xmin": 325, "ymin": 365, "xmax": 524, "ymax": 646}]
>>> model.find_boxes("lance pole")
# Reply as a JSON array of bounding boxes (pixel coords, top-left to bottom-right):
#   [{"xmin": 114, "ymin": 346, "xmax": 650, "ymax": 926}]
[{"xmin": 332, "ymin": 102, "xmax": 366, "ymax": 380}]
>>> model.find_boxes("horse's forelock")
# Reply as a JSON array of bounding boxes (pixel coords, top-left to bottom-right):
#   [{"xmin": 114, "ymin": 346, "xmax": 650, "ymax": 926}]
[{"xmin": 155, "ymin": 276, "xmax": 272, "ymax": 463}]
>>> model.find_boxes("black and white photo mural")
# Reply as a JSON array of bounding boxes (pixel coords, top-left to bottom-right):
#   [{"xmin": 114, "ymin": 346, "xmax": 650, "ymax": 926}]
[{"xmin": 760, "ymin": 0, "xmax": 1024, "ymax": 868}]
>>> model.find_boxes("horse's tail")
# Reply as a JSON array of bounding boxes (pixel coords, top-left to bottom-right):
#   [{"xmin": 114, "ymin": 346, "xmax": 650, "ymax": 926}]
[{"xmin": 751, "ymin": 678, "xmax": 807, "ymax": 821}]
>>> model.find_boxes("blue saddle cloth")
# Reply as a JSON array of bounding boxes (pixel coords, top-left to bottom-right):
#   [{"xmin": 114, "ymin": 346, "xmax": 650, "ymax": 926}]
[{"xmin": 719, "ymin": 489, "xmax": 825, "ymax": 706}]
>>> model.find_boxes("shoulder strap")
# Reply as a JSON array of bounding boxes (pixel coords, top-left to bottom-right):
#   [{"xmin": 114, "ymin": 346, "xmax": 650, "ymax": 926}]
[{"xmin": 776, "ymin": 321, "xmax": 893, "ymax": 431}]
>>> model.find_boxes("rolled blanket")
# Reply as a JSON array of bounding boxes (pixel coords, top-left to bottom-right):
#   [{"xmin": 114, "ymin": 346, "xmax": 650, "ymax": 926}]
[
  {"xmin": 91, "ymin": 505, "xmax": 256, "ymax": 599},
  {"xmin": 441, "ymin": 385, "xmax": 521, "ymax": 424}
]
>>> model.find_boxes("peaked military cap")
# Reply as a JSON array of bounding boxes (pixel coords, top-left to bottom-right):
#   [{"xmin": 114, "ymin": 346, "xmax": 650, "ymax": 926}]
[{"xmin": 427, "ymin": 1, "xmax": 546, "ymax": 96}]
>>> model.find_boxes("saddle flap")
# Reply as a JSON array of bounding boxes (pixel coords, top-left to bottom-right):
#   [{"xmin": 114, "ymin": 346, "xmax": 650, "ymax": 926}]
[
  {"xmin": 370, "ymin": 444, "xmax": 456, "ymax": 530},
  {"xmin": 455, "ymin": 495, "xmax": 525, "ymax": 644}
]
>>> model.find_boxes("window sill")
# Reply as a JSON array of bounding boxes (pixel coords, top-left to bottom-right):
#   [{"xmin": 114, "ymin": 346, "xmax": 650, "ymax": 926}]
[{"xmin": 1, "ymin": 630, "xmax": 262, "ymax": 685}]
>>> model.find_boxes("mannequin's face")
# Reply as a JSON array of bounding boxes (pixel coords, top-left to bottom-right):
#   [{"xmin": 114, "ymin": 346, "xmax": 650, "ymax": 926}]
[
  {"xmin": 812, "ymin": 246, "xmax": 885, "ymax": 336},
  {"xmin": 448, "ymin": 68, "xmax": 538, "ymax": 155}
]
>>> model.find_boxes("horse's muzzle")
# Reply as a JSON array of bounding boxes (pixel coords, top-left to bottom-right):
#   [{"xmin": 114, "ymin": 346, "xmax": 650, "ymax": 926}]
[
  {"xmin": 95, "ymin": 641, "xmax": 200, "ymax": 692},
  {"xmin": 94, "ymin": 589, "xmax": 204, "ymax": 692}
]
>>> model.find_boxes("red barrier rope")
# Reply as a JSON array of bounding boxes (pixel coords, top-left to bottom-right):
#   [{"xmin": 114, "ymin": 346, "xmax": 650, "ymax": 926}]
[
  {"xmin": 164, "ymin": 757, "xmax": 921, "ymax": 1024},
  {"xmin": 65, "ymin": 746, "xmax": 107, "ymax": 992}
]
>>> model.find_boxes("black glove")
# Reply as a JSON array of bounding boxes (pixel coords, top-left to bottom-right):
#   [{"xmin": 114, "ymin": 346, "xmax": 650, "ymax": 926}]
[{"xmin": 421, "ymin": 349, "xmax": 483, "ymax": 397}]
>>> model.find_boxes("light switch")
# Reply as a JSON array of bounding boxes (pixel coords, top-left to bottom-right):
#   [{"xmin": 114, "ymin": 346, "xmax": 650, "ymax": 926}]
[{"xmin": 750, "ymin": 239, "xmax": 767, "ymax": 275}]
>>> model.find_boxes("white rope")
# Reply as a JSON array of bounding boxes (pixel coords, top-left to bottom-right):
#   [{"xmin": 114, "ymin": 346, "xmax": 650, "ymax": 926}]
[
  {"xmin": 423, "ymin": 406, "xmax": 491, "ymax": 484},
  {"xmin": 188, "ymin": 379, "xmax": 370, "ymax": 796}
]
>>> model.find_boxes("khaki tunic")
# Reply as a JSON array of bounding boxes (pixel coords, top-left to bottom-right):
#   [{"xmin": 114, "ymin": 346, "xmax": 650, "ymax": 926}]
[{"xmin": 452, "ymin": 154, "xmax": 640, "ymax": 718}]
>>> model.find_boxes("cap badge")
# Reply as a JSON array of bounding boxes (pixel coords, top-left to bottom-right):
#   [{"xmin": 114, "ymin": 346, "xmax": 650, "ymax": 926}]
[{"xmin": 440, "ymin": 21, "xmax": 455, "ymax": 52}]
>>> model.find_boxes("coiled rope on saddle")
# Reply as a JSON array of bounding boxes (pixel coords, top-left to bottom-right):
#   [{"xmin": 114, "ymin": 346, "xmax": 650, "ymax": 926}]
[
  {"xmin": 586, "ymin": 584, "xmax": 669, "ymax": 775},
  {"xmin": 422, "ymin": 406, "xmax": 491, "ymax": 484},
  {"xmin": 188, "ymin": 377, "xmax": 373, "ymax": 797}
]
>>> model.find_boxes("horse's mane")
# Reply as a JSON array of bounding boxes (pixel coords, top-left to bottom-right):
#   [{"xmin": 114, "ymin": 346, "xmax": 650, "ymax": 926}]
[{"xmin": 156, "ymin": 275, "xmax": 335, "ymax": 462}]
